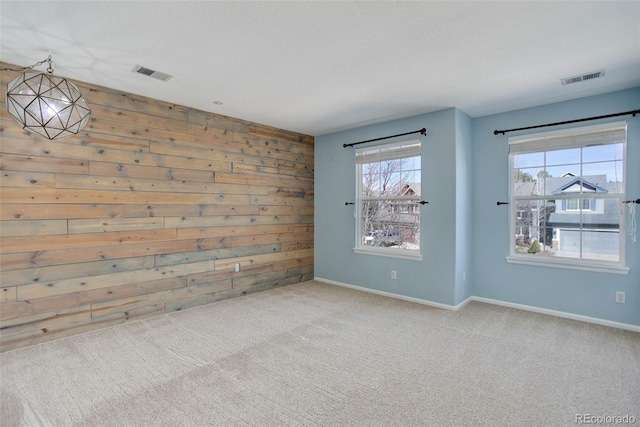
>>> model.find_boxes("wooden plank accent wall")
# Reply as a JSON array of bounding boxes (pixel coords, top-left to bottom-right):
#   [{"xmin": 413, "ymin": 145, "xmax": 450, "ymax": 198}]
[{"xmin": 0, "ymin": 62, "xmax": 314, "ymax": 352}]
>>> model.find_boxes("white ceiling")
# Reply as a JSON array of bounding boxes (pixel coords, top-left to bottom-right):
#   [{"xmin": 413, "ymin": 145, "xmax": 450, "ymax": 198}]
[{"xmin": 1, "ymin": 1, "xmax": 639, "ymax": 137}]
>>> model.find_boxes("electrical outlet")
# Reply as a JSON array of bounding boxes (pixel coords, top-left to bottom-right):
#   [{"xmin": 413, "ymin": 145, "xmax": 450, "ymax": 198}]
[
  {"xmin": 616, "ymin": 291, "xmax": 625, "ymax": 304},
  {"xmin": 235, "ymin": 263, "xmax": 240, "ymax": 273},
  {"xmin": 391, "ymin": 270, "xmax": 396, "ymax": 280}
]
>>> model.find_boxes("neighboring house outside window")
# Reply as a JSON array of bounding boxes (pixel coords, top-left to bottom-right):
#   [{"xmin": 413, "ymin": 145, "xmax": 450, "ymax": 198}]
[
  {"xmin": 354, "ymin": 140, "xmax": 422, "ymax": 260},
  {"xmin": 507, "ymin": 122, "xmax": 628, "ymax": 274}
]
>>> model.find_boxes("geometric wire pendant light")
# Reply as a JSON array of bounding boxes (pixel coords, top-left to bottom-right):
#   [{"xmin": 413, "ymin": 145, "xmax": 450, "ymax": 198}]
[{"xmin": 5, "ymin": 54, "xmax": 91, "ymax": 140}]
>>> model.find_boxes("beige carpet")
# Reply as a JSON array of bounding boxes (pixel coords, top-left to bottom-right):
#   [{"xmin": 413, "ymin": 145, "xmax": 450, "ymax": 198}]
[{"xmin": 1, "ymin": 280, "xmax": 638, "ymax": 426}]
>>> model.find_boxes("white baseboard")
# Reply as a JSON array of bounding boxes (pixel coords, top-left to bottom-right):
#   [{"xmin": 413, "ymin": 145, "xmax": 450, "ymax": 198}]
[
  {"xmin": 314, "ymin": 277, "xmax": 472, "ymax": 311},
  {"xmin": 313, "ymin": 277, "xmax": 640, "ymax": 333},
  {"xmin": 471, "ymin": 296, "xmax": 640, "ymax": 333}
]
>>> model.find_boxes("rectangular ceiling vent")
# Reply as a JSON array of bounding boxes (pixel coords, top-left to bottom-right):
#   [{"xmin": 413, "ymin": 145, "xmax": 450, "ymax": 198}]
[
  {"xmin": 561, "ymin": 69, "xmax": 605, "ymax": 86},
  {"xmin": 132, "ymin": 65, "xmax": 173, "ymax": 82}
]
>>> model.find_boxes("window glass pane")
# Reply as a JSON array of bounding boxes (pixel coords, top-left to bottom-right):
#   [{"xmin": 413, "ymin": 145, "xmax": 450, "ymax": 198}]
[
  {"xmin": 401, "ymin": 170, "xmax": 420, "ymax": 190},
  {"xmin": 545, "ymin": 165, "xmax": 581, "ymax": 181},
  {"xmin": 514, "ymin": 206, "xmax": 532, "ymax": 254},
  {"xmin": 361, "ymin": 169, "xmax": 381, "ymax": 197},
  {"xmin": 514, "ymin": 152, "xmax": 544, "ymax": 168},
  {"xmin": 582, "ymin": 161, "xmax": 623, "ymax": 193},
  {"xmin": 513, "ymin": 200, "xmax": 552, "ymax": 255},
  {"xmin": 539, "ymin": 226, "xmax": 555, "ymax": 254},
  {"xmin": 513, "ymin": 167, "xmax": 543, "ymax": 183},
  {"xmin": 361, "ymin": 200, "xmax": 420, "ymax": 249},
  {"xmin": 361, "ymin": 200, "xmax": 381, "ymax": 241},
  {"xmin": 581, "ymin": 226, "xmax": 619, "ymax": 262},
  {"xmin": 583, "ymin": 143, "xmax": 623, "ymax": 163},
  {"xmin": 555, "ymin": 228, "xmax": 581, "ymax": 259},
  {"xmin": 399, "ymin": 182, "xmax": 420, "ymax": 197},
  {"xmin": 549, "ymin": 197, "xmax": 620, "ymax": 262},
  {"xmin": 362, "ymin": 162, "xmax": 379, "ymax": 175},
  {"xmin": 546, "ymin": 148, "xmax": 580, "ymax": 166},
  {"xmin": 403, "ymin": 155, "xmax": 421, "ymax": 170},
  {"xmin": 513, "ymin": 167, "xmax": 545, "ymax": 195}
]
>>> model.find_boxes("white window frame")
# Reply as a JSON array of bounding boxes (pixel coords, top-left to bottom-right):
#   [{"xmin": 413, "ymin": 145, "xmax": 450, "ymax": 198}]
[
  {"xmin": 353, "ymin": 139, "xmax": 422, "ymax": 261},
  {"xmin": 506, "ymin": 121, "xmax": 629, "ymax": 275}
]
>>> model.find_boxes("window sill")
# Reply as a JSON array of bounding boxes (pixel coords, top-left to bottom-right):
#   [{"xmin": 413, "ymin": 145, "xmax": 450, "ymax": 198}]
[
  {"xmin": 354, "ymin": 247, "xmax": 422, "ymax": 261},
  {"xmin": 505, "ymin": 255, "xmax": 629, "ymax": 275}
]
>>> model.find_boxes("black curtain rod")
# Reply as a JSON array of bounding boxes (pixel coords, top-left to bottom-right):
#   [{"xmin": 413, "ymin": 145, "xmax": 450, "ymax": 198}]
[
  {"xmin": 343, "ymin": 128, "xmax": 426, "ymax": 148},
  {"xmin": 345, "ymin": 201, "xmax": 429, "ymax": 205},
  {"xmin": 493, "ymin": 109, "xmax": 640, "ymax": 136}
]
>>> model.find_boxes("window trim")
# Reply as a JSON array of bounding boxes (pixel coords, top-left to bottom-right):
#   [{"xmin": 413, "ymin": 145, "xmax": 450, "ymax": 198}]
[
  {"xmin": 507, "ymin": 121, "xmax": 628, "ymax": 274},
  {"xmin": 353, "ymin": 139, "xmax": 422, "ymax": 261},
  {"xmin": 505, "ymin": 255, "xmax": 629, "ymax": 275},
  {"xmin": 354, "ymin": 246, "xmax": 423, "ymax": 261}
]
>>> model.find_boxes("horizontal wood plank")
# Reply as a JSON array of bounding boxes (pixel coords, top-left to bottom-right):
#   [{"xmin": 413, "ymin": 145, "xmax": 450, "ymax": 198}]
[
  {"xmin": 0, "ymin": 188, "xmax": 251, "ymax": 205},
  {"xmin": 1, "ymin": 153, "xmax": 89, "ymax": 174},
  {"xmin": 0, "ymin": 203, "xmax": 125, "ymax": 220},
  {"xmin": 1, "ymin": 256, "xmax": 155, "ymax": 287},
  {"xmin": 215, "ymin": 171, "xmax": 313, "ymax": 190},
  {"xmin": 176, "ymin": 224, "xmax": 294, "ymax": 240},
  {"xmin": 0, "ymin": 276, "xmax": 186, "ymax": 321},
  {"xmin": 0, "ymin": 135, "xmax": 232, "ymax": 173},
  {"xmin": 214, "ymin": 248, "xmax": 313, "ymax": 271},
  {"xmin": 0, "ymin": 219, "xmax": 67, "ymax": 237},
  {"xmin": 123, "ymin": 203, "xmax": 260, "ymax": 218},
  {"xmin": 1, "ymin": 287, "xmax": 17, "ymax": 303},
  {"xmin": 55, "ymin": 174, "xmax": 268, "ymax": 196},
  {"xmin": 0, "ymin": 229, "xmax": 177, "ymax": 253},
  {"xmin": 164, "ymin": 215, "xmax": 311, "ymax": 229},
  {"xmin": 68, "ymin": 217, "xmax": 164, "ymax": 234},
  {"xmin": 90, "ymin": 161, "xmax": 216, "ymax": 182},
  {"xmin": 16, "ymin": 260, "xmax": 218, "ymax": 301},
  {"xmin": 0, "ymin": 305, "xmax": 92, "ymax": 335},
  {"xmin": 154, "ymin": 243, "xmax": 281, "ymax": 267},
  {"xmin": 1, "ymin": 170, "xmax": 56, "ymax": 188}
]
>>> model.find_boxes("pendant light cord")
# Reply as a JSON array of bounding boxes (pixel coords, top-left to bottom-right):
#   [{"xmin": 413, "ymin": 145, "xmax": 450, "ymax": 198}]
[{"xmin": 1, "ymin": 54, "xmax": 53, "ymax": 73}]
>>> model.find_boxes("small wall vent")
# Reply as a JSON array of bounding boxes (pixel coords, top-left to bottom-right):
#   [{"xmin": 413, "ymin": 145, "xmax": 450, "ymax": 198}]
[
  {"xmin": 561, "ymin": 69, "xmax": 605, "ymax": 86},
  {"xmin": 132, "ymin": 65, "xmax": 173, "ymax": 82}
]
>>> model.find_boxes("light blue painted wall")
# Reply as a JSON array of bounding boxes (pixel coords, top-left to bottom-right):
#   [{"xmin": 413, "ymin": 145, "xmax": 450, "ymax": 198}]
[
  {"xmin": 315, "ymin": 87, "xmax": 639, "ymax": 326},
  {"xmin": 472, "ymin": 88, "xmax": 640, "ymax": 326},
  {"xmin": 315, "ymin": 108, "xmax": 469, "ymax": 306}
]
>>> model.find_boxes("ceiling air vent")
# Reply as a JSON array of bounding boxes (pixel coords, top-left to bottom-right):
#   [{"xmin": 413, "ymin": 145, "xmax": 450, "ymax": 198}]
[
  {"xmin": 132, "ymin": 65, "xmax": 173, "ymax": 82},
  {"xmin": 561, "ymin": 69, "xmax": 605, "ymax": 86}
]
